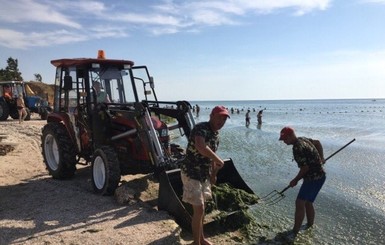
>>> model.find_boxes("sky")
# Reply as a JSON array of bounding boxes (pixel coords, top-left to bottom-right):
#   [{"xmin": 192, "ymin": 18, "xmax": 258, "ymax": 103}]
[{"xmin": 1, "ymin": 0, "xmax": 385, "ymax": 101}]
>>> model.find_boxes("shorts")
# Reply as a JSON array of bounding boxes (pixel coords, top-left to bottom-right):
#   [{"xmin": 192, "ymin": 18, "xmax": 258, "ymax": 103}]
[
  {"xmin": 181, "ymin": 172, "xmax": 212, "ymax": 206},
  {"xmin": 297, "ymin": 175, "xmax": 326, "ymax": 203}
]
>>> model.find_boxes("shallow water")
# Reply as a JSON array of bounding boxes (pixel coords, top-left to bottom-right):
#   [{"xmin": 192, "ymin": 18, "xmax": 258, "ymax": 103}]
[{"xmin": 189, "ymin": 99, "xmax": 385, "ymax": 244}]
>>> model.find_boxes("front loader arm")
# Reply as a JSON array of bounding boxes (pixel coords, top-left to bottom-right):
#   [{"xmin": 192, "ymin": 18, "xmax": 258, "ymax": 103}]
[{"xmin": 134, "ymin": 102, "xmax": 166, "ymax": 167}]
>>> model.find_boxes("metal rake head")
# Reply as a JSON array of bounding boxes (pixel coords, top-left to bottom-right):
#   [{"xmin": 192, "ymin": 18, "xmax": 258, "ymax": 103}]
[
  {"xmin": 260, "ymin": 186, "xmax": 290, "ymax": 206},
  {"xmin": 261, "ymin": 190, "xmax": 286, "ymax": 205}
]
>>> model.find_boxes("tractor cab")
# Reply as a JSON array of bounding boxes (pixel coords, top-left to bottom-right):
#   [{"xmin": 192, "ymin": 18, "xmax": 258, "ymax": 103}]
[{"xmin": 42, "ymin": 50, "xmax": 194, "ymax": 195}]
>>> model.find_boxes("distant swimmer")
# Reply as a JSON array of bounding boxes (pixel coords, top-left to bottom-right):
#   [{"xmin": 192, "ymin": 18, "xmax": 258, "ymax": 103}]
[
  {"xmin": 196, "ymin": 104, "xmax": 200, "ymax": 117},
  {"xmin": 245, "ymin": 109, "xmax": 251, "ymax": 128},
  {"xmin": 257, "ymin": 110, "xmax": 263, "ymax": 125}
]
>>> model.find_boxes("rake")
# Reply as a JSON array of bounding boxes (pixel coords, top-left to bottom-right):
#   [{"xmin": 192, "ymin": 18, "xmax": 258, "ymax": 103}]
[
  {"xmin": 261, "ymin": 185, "xmax": 291, "ymax": 206},
  {"xmin": 261, "ymin": 138, "xmax": 356, "ymax": 205}
]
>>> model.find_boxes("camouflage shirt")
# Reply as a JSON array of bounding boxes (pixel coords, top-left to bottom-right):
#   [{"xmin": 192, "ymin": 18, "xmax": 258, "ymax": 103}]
[
  {"xmin": 181, "ymin": 122, "xmax": 219, "ymax": 181},
  {"xmin": 293, "ymin": 137, "xmax": 325, "ymax": 181}
]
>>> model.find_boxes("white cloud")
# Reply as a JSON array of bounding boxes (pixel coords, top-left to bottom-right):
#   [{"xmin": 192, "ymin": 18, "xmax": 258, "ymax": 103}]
[
  {"xmin": 359, "ymin": 0, "xmax": 385, "ymax": 4},
  {"xmin": 89, "ymin": 26, "xmax": 129, "ymax": 39},
  {"xmin": 0, "ymin": 0, "xmax": 332, "ymax": 49},
  {"xmin": 51, "ymin": 0, "xmax": 107, "ymax": 14},
  {"xmin": 0, "ymin": 0, "xmax": 81, "ymax": 28},
  {"xmin": 0, "ymin": 29, "xmax": 29, "ymax": 50},
  {"xmin": 0, "ymin": 28, "xmax": 87, "ymax": 49},
  {"xmin": 108, "ymin": 13, "xmax": 183, "ymax": 26},
  {"xmin": 188, "ymin": 9, "xmax": 237, "ymax": 26}
]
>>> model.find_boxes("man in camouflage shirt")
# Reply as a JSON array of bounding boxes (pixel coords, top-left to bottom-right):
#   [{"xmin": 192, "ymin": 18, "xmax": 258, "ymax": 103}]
[
  {"xmin": 279, "ymin": 126, "xmax": 326, "ymax": 236},
  {"xmin": 181, "ymin": 105, "xmax": 229, "ymax": 245}
]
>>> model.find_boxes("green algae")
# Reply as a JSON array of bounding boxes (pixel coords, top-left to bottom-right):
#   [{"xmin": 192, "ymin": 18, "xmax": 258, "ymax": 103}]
[
  {"xmin": 210, "ymin": 183, "xmax": 259, "ymax": 211},
  {"xmin": 179, "ymin": 182, "xmax": 262, "ymax": 242},
  {"xmin": 204, "ymin": 183, "xmax": 262, "ymax": 241}
]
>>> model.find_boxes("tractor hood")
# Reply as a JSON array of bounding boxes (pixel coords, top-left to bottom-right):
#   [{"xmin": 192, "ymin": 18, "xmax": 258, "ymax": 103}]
[{"xmin": 25, "ymin": 96, "xmax": 49, "ymax": 108}]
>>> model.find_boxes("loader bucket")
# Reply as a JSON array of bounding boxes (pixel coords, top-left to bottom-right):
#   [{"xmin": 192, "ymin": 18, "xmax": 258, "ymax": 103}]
[{"xmin": 158, "ymin": 158, "xmax": 255, "ymax": 231}]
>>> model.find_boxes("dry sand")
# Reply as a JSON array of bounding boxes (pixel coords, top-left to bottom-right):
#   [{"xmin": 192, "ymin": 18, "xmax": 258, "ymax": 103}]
[{"xmin": 0, "ymin": 115, "xmax": 241, "ymax": 245}]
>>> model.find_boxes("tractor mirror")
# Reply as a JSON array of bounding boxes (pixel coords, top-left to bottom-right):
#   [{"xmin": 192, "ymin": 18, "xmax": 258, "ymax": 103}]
[
  {"xmin": 149, "ymin": 76, "xmax": 154, "ymax": 89},
  {"xmin": 63, "ymin": 75, "xmax": 73, "ymax": 90}
]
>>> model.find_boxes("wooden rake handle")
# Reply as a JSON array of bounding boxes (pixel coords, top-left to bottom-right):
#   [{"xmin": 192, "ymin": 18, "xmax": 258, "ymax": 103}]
[{"xmin": 324, "ymin": 138, "xmax": 356, "ymax": 163}]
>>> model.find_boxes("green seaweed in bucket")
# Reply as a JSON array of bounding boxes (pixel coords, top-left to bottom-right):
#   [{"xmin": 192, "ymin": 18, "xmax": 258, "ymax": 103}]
[{"xmin": 210, "ymin": 183, "xmax": 259, "ymax": 212}]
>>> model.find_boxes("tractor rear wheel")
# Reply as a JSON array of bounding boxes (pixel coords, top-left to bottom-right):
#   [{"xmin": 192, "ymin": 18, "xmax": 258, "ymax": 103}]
[
  {"xmin": 91, "ymin": 146, "xmax": 121, "ymax": 196},
  {"xmin": 41, "ymin": 123, "xmax": 77, "ymax": 179},
  {"xmin": 0, "ymin": 101, "xmax": 10, "ymax": 121}
]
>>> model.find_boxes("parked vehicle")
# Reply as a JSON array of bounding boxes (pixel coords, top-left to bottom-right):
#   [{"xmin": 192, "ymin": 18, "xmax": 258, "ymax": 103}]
[{"xmin": 0, "ymin": 81, "xmax": 51, "ymax": 120}]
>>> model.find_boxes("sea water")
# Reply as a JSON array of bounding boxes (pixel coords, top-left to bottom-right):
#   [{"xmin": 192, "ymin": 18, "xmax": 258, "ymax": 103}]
[{"xmin": 187, "ymin": 99, "xmax": 385, "ymax": 244}]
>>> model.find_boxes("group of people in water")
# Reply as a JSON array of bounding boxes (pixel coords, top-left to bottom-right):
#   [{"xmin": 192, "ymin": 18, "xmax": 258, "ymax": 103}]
[
  {"xmin": 245, "ymin": 109, "xmax": 263, "ymax": 128},
  {"xmin": 193, "ymin": 104, "xmax": 265, "ymax": 129}
]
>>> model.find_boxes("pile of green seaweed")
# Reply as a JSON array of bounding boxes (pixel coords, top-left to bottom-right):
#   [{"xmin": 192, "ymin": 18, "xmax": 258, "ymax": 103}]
[
  {"xmin": 184, "ymin": 183, "xmax": 262, "ymax": 241},
  {"xmin": 209, "ymin": 184, "xmax": 260, "ymax": 238}
]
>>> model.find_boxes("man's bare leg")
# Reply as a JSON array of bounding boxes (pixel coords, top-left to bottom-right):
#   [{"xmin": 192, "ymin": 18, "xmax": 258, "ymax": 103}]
[
  {"xmin": 305, "ymin": 201, "xmax": 315, "ymax": 227},
  {"xmin": 192, "ymin": 204, "xmax": 204, "ymax": 245},
  {"xmin": 293, "ymin": 198, "xmax": 306, "ymax": 234}
]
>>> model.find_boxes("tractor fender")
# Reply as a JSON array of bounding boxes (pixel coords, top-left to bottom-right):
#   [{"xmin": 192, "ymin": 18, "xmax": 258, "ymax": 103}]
[{"xmin": 47, "ymin": 113, "xmax": 78, "ymax": 150}]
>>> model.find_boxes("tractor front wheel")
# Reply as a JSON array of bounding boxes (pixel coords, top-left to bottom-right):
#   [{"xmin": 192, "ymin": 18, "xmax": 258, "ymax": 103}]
[{"xmin": 91, "ymin": 146, "xmax": 121, "ymax": 196}]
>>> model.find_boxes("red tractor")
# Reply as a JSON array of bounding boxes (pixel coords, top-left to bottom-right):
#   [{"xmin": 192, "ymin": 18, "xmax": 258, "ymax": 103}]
[
  {"xmin": 41, "ymin": 51, "xmax": 257, "ymax": 231},
  {"xmin": 41, "ymin": 51, "xmax": 195, "ymax": 195}
]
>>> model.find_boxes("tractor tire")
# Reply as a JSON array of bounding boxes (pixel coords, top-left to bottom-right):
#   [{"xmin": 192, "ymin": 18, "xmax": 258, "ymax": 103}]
[
  {"xmin": 10, "ymin": 108, "xmax": 31, "ymax": 120},
  {"xmin": 0, "ymin": 101, "xmax": 10, "ymax": 121},
  {"xmin": 40, "ymin": 108, "xmax": 49, "ymax": 120},
  {"xmin": 91, "ymin": 146, "xmax": 121, "ymax": 196},
  {"xmin": 25, "ymin": 108, "xmax": 31, "ymax": 121},
  {"xmin": 41, "ymin": 123, "xmax": 77, "ymax": 179},
  {"xmin": 10, "ymin": 111, "xmax": 19, "ymax": 119}
]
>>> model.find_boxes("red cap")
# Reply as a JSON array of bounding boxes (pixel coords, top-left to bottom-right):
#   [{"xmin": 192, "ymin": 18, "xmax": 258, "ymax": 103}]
[
  {"xmin": 211, "ymin": 106, "xmax": 230, "ymax": 118},
  {"xmin": 279, "ymin": 126, "xmax": 294, "ymax": 140}
]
